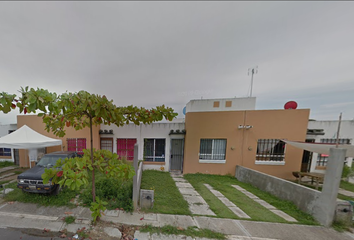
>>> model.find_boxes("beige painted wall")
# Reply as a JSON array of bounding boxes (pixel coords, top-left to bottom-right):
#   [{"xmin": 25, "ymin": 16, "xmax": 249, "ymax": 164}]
[
  {"xmin": 183, "ymin": 109, "xmax": 310, "ymax": 179},
  {"xmin": 17, "ymin": 115, "xmax": 100, "ymax": 167}
]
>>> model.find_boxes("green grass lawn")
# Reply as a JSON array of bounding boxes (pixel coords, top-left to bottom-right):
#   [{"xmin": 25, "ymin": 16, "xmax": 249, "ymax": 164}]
[
  {"xmin": 0, "ymin": 161, "xmax": 14, "ymax": 168},
  {"xmin": 184, "ymin": 173, "xmax": 317, "ymax": 225},
  {"xmin": 340, "ymin": 180, "xmax": 354, "ymax": 192},
  {"xmin": 4, "ymin": 169, "xmax": 134, "ymax": 210},
  {"xmin": 140, "ymin": 170, "xmax": 190, "ymax": 215},
  {"xmin": 4, "ymin": 182, "xmax": 79, "ymax": 207}
]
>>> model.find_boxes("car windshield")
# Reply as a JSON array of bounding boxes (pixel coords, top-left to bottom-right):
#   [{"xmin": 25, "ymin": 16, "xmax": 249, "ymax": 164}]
[{"xmin": 37, "ymin": 155, "xmax": 67, "ymax": 167}]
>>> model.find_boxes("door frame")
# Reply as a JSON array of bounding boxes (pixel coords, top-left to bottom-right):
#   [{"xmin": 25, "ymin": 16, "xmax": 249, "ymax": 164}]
[{"xmin": 169, "ymin": 138, "xmax": 185, "ymax": 172}]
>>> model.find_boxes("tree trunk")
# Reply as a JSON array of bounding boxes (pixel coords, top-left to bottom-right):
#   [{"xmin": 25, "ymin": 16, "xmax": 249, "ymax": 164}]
[{"xmin": 90, "ymin": 117, "xmax": 96, "ymax": 202}]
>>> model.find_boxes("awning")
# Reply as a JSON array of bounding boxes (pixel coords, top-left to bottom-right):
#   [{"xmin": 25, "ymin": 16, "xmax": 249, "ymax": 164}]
[
  {"xmin": 0, "ymin": 125, "xmax": 62, "ymax": 149},
  {"xmin": 283, "ymin": 140, "xmax": 354, "ymax": 158}
]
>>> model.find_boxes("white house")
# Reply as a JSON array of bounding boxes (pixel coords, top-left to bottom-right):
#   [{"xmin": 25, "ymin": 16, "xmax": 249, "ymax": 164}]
[
  {"xmin": 99, "ymin": 119, "xmax": 185, "ymax": 171},
  {"xmin": 0, "ymin": 123, "xmax": 17, "ymax": 162},
  {"xmin": 306, "ymin": 120, "xmax": 354, "ymax": 173}
]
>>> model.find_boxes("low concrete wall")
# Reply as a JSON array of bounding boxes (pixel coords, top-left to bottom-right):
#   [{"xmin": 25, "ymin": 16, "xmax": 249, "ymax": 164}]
[{"xmin": 235, "ymin": 166, "xmax": 321, "ymax": 215}]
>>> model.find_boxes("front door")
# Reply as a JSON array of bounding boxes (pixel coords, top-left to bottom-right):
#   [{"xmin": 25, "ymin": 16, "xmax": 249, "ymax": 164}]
[
  {"xmin": 170, "ymin": 139, "xmax": 184, "ymax": 171},
  {"xmin": 301, "ymin": 139, "xmax": 315, "ymax": 172}
]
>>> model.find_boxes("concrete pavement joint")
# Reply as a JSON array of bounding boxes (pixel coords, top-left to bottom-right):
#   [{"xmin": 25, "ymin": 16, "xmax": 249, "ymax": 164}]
[
  {"xmin": 0, "ymin": 203, "xmax": 8, "ymax": 210},
  {"xmin": 233, "ymin": 220, "xmax": 252, "ymax": 237},
  {"xmin": 192, "ymin": 216, "xmax": 200, "ymax": 228}
]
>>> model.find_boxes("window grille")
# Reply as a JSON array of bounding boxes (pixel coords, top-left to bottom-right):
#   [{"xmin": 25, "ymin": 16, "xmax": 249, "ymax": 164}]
[
  {"xmin": 0, "ymin": 148, "xmax": 11, "ymax": 157},
  {"xmin": 100, "ymin": 138, "xmax": 113, "ymax": 152},
  {"xmin": 117, "ymin": 138, "xmax": 137, "ymax": 160},
  {"xmin": 67, "ymin": 138, "xmax": 86, "ymax": 155},
  {"xmin": 144, "ymin": 139, "xmax": 165, "ymax": 162},
  {"xmin": 256, "ymin": 139, "xmax": 285, "ymax": 161},
  {"xmin": 199, "ymin": 139, "xmax": 226, "ymax": 160},
  {"xmin": 317, "ymin": 138, "xmax": 350, "ymax": 166}
]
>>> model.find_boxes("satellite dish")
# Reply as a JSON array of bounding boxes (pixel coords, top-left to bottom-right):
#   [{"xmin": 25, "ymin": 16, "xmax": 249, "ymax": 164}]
[
  {"xmin": 183, "ymin": 106, "xmax": 186, "ymax": 115},
  {"xmin": 284, "ymin": 101, "xmax": 298, "ymax": 110}
]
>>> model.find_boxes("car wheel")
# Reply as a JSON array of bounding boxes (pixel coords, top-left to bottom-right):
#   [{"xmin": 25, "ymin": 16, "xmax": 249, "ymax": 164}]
[{"xmin": 51, "ymin": 185, "xmax": 61, "ymax": 196}]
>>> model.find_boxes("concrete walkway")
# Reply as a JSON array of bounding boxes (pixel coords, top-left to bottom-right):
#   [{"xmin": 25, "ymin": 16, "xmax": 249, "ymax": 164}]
[
  {"xmin": 339, "ymin": 188, "xmax": 354, "ymax": 198},
  {"xmin": 0, "ymin": 166, "xmax": 17, "ymax": 174},
  {"xmin": 232, "ymin": 185, "xmax": 297, "ymax": 222},
  {"xmin": 171, "ymin": 174, "xmax": 216, "ymax": 216},
  {"xmin": 204, "ymin": 184, "xmax": 250, "ymax": 219},
  {"xmin": 99, "ymin": 210, "xmax": 354, "ymax": 240},
  {"xmin": 0, "ymin": 201, "xmax": 353, "ymax": 240}
]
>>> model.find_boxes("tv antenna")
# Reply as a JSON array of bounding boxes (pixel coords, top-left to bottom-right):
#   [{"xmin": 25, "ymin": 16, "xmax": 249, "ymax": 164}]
[{"xmin": 248, "ymin": 66, "xmax": 258, "ymax": 97}]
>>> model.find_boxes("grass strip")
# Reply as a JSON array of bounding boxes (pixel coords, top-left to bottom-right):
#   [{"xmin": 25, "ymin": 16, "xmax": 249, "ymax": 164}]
[
  {"xmin": 4, "ymin": 182, "xmax": 78, "ymax": 207},
  {"xmin": 184, "ymin": 173, "xmax": 318, "ymax": 225},
  {"xmin": 0, "ymin": 161, "xmax": 14, "ymax": 168},
  {"xmin": 140, "ymin": 170, "xmax": 190, "ymax": 215},
  {"xmin": 140, "ymin": 225, "xmax": 226, "ymax": 240},
  {"xmin": 340, "ymin": 180, "xmax": 354, "ymax": 192}
]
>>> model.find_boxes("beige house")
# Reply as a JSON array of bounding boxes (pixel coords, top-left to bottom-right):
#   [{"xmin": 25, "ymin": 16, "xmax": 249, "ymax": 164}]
[{"xmin": 183, "ymin": 98, "xmax": 309, "ymax": 179}]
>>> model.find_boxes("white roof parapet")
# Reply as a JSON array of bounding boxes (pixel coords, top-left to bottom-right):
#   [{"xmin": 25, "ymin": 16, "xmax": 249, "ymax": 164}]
[{"xmin": 186, "ymin": 97, "xmax": 256, "ymax": 113}]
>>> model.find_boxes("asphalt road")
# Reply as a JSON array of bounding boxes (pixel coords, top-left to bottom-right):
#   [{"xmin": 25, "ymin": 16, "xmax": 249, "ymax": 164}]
[{"xmin": 0, "ymin": 227, "xmax": 74, "ymax": 240}]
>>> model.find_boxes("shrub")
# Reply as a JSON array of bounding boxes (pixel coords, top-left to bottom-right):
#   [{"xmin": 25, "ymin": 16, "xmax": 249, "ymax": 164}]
[
  {"xmin": 80, "ymin": 177, "xmax": 133, "ymax": 212},
  {"xmin": 342, "ymin": 165, "xmax": 353, "ymax": 178}
]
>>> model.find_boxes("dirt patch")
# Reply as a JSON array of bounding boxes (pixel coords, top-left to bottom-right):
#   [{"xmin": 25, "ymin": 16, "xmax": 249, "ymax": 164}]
[
  {"xmin": 17, "ymin": 221, "xmax": 139, "ymax": 240},
  {"xmin": 13, "ymin": 227, "xmax": 64, "ymax": 238},
  {"xmin": 87, "ymin": 220, "xmax": 138, "ymax": 240}
]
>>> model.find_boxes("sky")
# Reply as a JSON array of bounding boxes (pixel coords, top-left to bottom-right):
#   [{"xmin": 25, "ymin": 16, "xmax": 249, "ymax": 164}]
[{"xmin": 0, "ymin": 2, "xmax": 353, "ymax": 124}]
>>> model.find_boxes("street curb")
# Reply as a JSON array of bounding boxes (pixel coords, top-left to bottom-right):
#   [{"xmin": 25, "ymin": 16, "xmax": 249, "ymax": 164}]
[{"xmin": 0, "ymin": 211, "xmax": 59, "ymax": 221}]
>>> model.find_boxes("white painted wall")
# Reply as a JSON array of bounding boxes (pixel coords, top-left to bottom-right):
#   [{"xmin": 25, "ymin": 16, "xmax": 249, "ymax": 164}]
[
  {"xmin": 186, "ymin": 97, "xmax": 256, "ymax": 113},
  {"xmin": 0, "ymin": 124, "xmax": 17, "ymax": 137},
  {"xmin": 0, "ymin": 123, "xmax": 17, "ymax": 162},
  {"xmin": 307, "ymin": 120, "xmax": 354, "ymax": 173},
  {"xmin": 100, "ymin": 119, "xmax": 185, "ymax": 171}
]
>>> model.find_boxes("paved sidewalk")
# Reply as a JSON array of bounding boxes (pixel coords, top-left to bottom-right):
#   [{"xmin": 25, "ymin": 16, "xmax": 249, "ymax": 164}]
[
  {"xmin": 0, "ymin": 201, "xmax": 353, "ymax": 240},
  {"xmin": 0, "ymin": 166, "xmax": 18, "ymax": 174}
]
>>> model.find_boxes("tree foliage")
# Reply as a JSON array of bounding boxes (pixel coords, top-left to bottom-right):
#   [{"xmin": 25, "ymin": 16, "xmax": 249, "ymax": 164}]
[{"xmin": 0, "ymin": 87, "xmax": 178, "ymax": 221}]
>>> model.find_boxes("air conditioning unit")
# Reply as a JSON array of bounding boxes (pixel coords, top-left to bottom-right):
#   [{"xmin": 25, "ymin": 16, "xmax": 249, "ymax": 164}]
[{"xmin": 140, "ymin": 189, "xmax": 154, "ymax": 209}]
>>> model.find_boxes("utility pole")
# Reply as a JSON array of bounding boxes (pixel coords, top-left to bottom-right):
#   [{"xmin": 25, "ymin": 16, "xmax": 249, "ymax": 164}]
[
  {"xmin": 336, "ymin": 112, "xmax": 342, "ymax": 148},
  {"xmin": 248, "ymin": 66, "xmax": 258, "ymax": 97}
]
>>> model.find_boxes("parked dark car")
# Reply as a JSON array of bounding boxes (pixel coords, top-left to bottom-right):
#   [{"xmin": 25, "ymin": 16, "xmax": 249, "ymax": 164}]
[{"xmin": 17, "ymin": 151, "xmax": 77, "ymax": 195}]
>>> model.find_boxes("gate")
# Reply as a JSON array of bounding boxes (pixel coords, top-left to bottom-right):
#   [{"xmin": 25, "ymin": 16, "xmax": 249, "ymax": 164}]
[{"xmin": 170, "ymin": 139, "xmax": 184, "ymax": 171}]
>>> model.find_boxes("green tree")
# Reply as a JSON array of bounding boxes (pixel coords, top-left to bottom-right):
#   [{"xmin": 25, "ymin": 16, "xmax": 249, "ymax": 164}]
[{"xmin": 0, "ymin": 87, "xmax": 177, "ymax": 204}]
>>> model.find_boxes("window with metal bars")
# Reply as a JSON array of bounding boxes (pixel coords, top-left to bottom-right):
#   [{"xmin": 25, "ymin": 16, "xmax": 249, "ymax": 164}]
[
  {"xmin": 256, "ymin": 139, "xmax": 285, "ymax": 161},
  {"xmin": 117, "ymin": 138, "xmax": 137, "ymax": 161},
  {"xmin": 67, "ymin": 138, "xmax": 86, "ymax": 155},
  {"xmin": 100, "ymin": 138, "xmax": 113, "ymax": 152},
  {"xmin": 143, "ymin": 139, "xmax": 165, "ymax": 162},
  {"xmin": 317, "ymin": 138, "xmax": 350, "ymax": 166},
  {"xmin": 0, "ymin": 148, "xmax": 11, "ymax": 157},
  {"xmin": 199, "ymin": 139, "xmax": 226, "ymax": 160}
]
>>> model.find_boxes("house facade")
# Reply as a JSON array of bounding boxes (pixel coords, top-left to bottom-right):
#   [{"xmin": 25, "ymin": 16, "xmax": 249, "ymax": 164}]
[
  {"xmin": 183, "ymin": 98, "xmax": 310, "ymax": 179},
  {"xmin": 306, "ymin": 120, "xmax": 354, "ymax": 174},
  {"xmin": 0, "ymin": 123, "xmax": 17, "ymax": 161},
  {"xmin": 99, "ymin": 119, "xmax": 185, "ymax": 171},
  {"xmin": 15, "ymin": 97, "xmax": 310, "ymax": 180},
  {"xmin": 17, "ymin": 115, "xmax": 99, "ymax": 167}
]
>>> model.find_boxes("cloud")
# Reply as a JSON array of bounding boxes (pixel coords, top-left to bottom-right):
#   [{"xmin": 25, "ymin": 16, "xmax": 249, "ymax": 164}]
[{"xmin": 0, "ymin": 2, "xmax": 354, "ymax": 124}]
